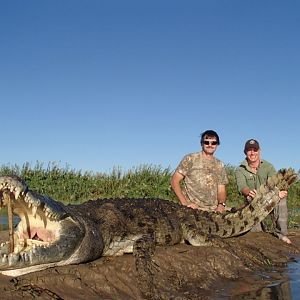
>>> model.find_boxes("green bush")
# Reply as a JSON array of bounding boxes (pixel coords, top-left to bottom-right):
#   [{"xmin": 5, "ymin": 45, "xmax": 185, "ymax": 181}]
[{"xmin": 0, "ymin": 162, "xmax": 299, "ymax": 227}]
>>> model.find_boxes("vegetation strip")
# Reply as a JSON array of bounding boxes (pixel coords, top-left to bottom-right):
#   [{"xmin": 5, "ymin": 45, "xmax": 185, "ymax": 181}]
[{"xmin": 0, "ymin": 162, "xmax": 299, "ymax": 227}]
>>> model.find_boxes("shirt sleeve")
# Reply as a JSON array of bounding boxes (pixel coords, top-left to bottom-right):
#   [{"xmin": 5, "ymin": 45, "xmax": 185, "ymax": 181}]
[
  {"xmin": 175, "ymin": 154, "xmax": 191, "ymax": 176},
  {"xmin": 235, "ymin": 168, "xmax": 247, "ymax": 193}
]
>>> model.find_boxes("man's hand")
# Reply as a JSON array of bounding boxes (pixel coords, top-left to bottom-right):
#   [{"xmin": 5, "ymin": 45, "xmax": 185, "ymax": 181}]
[
  {"xmin": 246, "ymin": 189, "xmax": 257, "ymax": 202},
  {"xmin": 215, "ymin": 203, "xmax": 226, "ymax": 213},
  {"xmin": 279, "ymin": 190, "xmax": 288, "ymax": 199},
  {"xmin": 187, "ymin": 203, "xmax": 200, "ymax": 209}
]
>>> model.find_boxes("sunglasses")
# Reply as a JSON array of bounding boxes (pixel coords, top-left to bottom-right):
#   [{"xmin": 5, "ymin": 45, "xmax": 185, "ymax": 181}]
[{"xmin": 203, "ymin": 140, "xmax": 218, "ymax": 146}]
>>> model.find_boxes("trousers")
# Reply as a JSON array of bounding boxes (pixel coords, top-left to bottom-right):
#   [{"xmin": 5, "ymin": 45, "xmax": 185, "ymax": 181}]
[{"xmin": 250, "ymin": 197, "xmax": 288, "ymax": 238}]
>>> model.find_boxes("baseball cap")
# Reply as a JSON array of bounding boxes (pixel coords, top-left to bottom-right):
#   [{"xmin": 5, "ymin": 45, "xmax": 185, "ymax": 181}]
[{"xmin": 244, "ymin": 139, "xmax": 260, "ymax": 152}]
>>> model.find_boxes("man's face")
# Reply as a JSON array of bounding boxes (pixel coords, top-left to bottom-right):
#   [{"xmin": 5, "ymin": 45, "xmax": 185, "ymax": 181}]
[
  {"xmin": 246, "ymin": 148, "xmax": 260, "ymax": 163},
  {"xmin": 202, "ymin": 136, "xmax": 218, "ymax": 155}
]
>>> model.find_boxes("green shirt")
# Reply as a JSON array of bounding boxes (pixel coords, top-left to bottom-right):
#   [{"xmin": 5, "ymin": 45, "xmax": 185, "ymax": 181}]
[{"xmin": 235, "ymin": 159, "xmax": 276, "ymax": 193}]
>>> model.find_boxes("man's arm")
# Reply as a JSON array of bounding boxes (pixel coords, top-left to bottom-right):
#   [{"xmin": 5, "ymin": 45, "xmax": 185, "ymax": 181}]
[
  {"xmin": 171, "ymin": 171, "xmax": 189, "ymax": 206},
  {"xmin": 216, "ymin": 184, "xmax": 227, "ymax": 212},
  {"xmin": 235, "ymin": 168, "xmax": 256, "ymax": 202},
  {"xmin": 171, "ymin": 171, "xmax": 198, "ymax": 208},
  {"xmin": 217, "ymin": 184, "xmax": 226, "ymax": 202}
]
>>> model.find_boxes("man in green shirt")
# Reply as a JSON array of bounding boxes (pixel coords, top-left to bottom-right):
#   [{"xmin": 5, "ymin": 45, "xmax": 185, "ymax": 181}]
[{"xmin": 235, "ymin": 139, "xmax": 291, "ymax": 244}]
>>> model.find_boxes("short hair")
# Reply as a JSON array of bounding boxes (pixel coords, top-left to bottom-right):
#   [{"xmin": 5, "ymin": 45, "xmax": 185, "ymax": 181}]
[{"xmin": 200, "ymin": 130, "xmax": 220, "ymax": 145}]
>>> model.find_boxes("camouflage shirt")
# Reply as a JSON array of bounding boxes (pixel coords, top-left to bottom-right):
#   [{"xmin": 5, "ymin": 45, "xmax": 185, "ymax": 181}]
[{"xmin": 175, "ymin": 152, "xmax": 228, "ymax": 210}]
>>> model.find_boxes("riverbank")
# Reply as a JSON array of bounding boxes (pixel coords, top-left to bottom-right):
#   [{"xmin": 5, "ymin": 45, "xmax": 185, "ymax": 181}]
[{"xmin": 0, "ymin": 229, "xmax": 299, "ymax": 299}]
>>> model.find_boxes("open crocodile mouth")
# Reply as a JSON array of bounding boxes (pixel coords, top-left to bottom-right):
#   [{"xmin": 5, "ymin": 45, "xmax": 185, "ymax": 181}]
[{"xmin": 0, "ymin": 176, "xmax": 80, "ymax": 275}]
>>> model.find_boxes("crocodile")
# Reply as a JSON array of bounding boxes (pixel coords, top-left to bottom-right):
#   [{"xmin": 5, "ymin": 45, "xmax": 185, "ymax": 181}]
[{"xmin": 0, "ymin": 169, "xmax": 297, "ymax": 278}]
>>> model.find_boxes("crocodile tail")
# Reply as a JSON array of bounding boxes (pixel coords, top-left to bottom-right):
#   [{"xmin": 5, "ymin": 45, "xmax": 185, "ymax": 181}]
[{"xmin": 209, "ymin": 168, "xmax": 297, "ymax": 238}]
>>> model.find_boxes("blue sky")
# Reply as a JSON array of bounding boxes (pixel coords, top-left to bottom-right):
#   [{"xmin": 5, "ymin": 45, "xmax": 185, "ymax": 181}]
[{"xmin": 1, "ymin": 1, "xmax": 299, "ymax": 174}]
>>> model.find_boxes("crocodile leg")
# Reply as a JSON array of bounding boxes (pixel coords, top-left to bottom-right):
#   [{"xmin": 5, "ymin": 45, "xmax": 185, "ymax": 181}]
[
  {"xmin": 133, "ymin": 234, "xmax": 161, "ymax": 300},
  {"xmin": 181, "ymin": 223, "xmax": 213, "ymax": 246}
]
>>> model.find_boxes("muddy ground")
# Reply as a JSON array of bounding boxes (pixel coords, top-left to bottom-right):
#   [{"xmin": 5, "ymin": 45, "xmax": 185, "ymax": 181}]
[{"xmin": 0, "ymin": 230, "xmax": 299, "ymax": 300}]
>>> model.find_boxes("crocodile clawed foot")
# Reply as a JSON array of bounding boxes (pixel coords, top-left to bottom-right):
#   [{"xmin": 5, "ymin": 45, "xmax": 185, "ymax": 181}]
[
  {"xmin": 133, "ymin": 234, "xmax": 161, "ymax": 300},
  {"xmin": 281, "ymin": 236, "xmax": 292, "ymax": 244}
]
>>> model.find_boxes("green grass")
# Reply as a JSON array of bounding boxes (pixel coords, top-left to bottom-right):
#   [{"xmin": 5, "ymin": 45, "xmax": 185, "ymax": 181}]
[
  {"xmin": 0, "ymin": 161, "xmax": 299, "ymax": 227},
  {"xmin": 0, "ymin": 162, "xmax": 176, "ymax": 204}
]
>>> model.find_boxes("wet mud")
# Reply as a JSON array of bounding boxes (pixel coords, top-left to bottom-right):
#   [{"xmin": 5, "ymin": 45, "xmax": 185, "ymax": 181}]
[{"xmin": 0, "ymin": 230, "xmax": 299, "ymax": 299}]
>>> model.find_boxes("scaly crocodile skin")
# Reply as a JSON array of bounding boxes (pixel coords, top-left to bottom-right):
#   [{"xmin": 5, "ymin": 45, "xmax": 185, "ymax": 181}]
[{"xmin": 0, "ymin": 168, "xmax": 297, "ymax": 278}]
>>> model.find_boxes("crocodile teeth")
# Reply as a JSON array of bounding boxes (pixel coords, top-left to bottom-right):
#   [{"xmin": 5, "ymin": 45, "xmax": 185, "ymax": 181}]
[
  {"xmin": 1, "ymin": 254, "xmax": 8, "ymax": 263},
  {"xmin": 8, "ymin": 253, "xmax": 20, "ymax": 266},
  {"xmin": 14, "ymin": 187, "xmax": 22, "ymax": 199},
  {"xmin": 28, "ymin": 251, "xmax": 34, "ymax": 263},
  {"xmin": 22, "ymin": 253, "xmax": 29, "ymax": 262},
  {"xmin": 32, "ymin": 206, "xmax": 38, "ymax": 218}
]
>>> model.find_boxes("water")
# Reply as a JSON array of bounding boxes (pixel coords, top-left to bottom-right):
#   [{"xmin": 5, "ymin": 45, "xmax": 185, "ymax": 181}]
[
  {"xmin": 214, "ymin": 257, "xmax": 300, "ymax": 300},
  {"xmin": 0, "ymin": 209, "xmax": 20, "ymax": 231},
  {"xmin": 288, "ymin": 259, "xmax": 300, "ymax": 298},
  {"xmin": 245, "ymin": 259, "xmax": 300, "ymax": 300}
]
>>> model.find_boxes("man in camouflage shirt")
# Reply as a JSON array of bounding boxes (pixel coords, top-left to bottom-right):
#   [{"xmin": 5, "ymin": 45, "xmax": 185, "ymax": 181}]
[{"xmin": 171, "ymin": 130, "xmax": 228, "ymax": 212}]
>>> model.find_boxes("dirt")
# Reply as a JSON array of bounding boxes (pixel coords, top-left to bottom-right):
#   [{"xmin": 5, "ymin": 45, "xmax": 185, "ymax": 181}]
[{"xmin": 0, "ymin": 230, "xmax": 299, "ymax": 300}]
